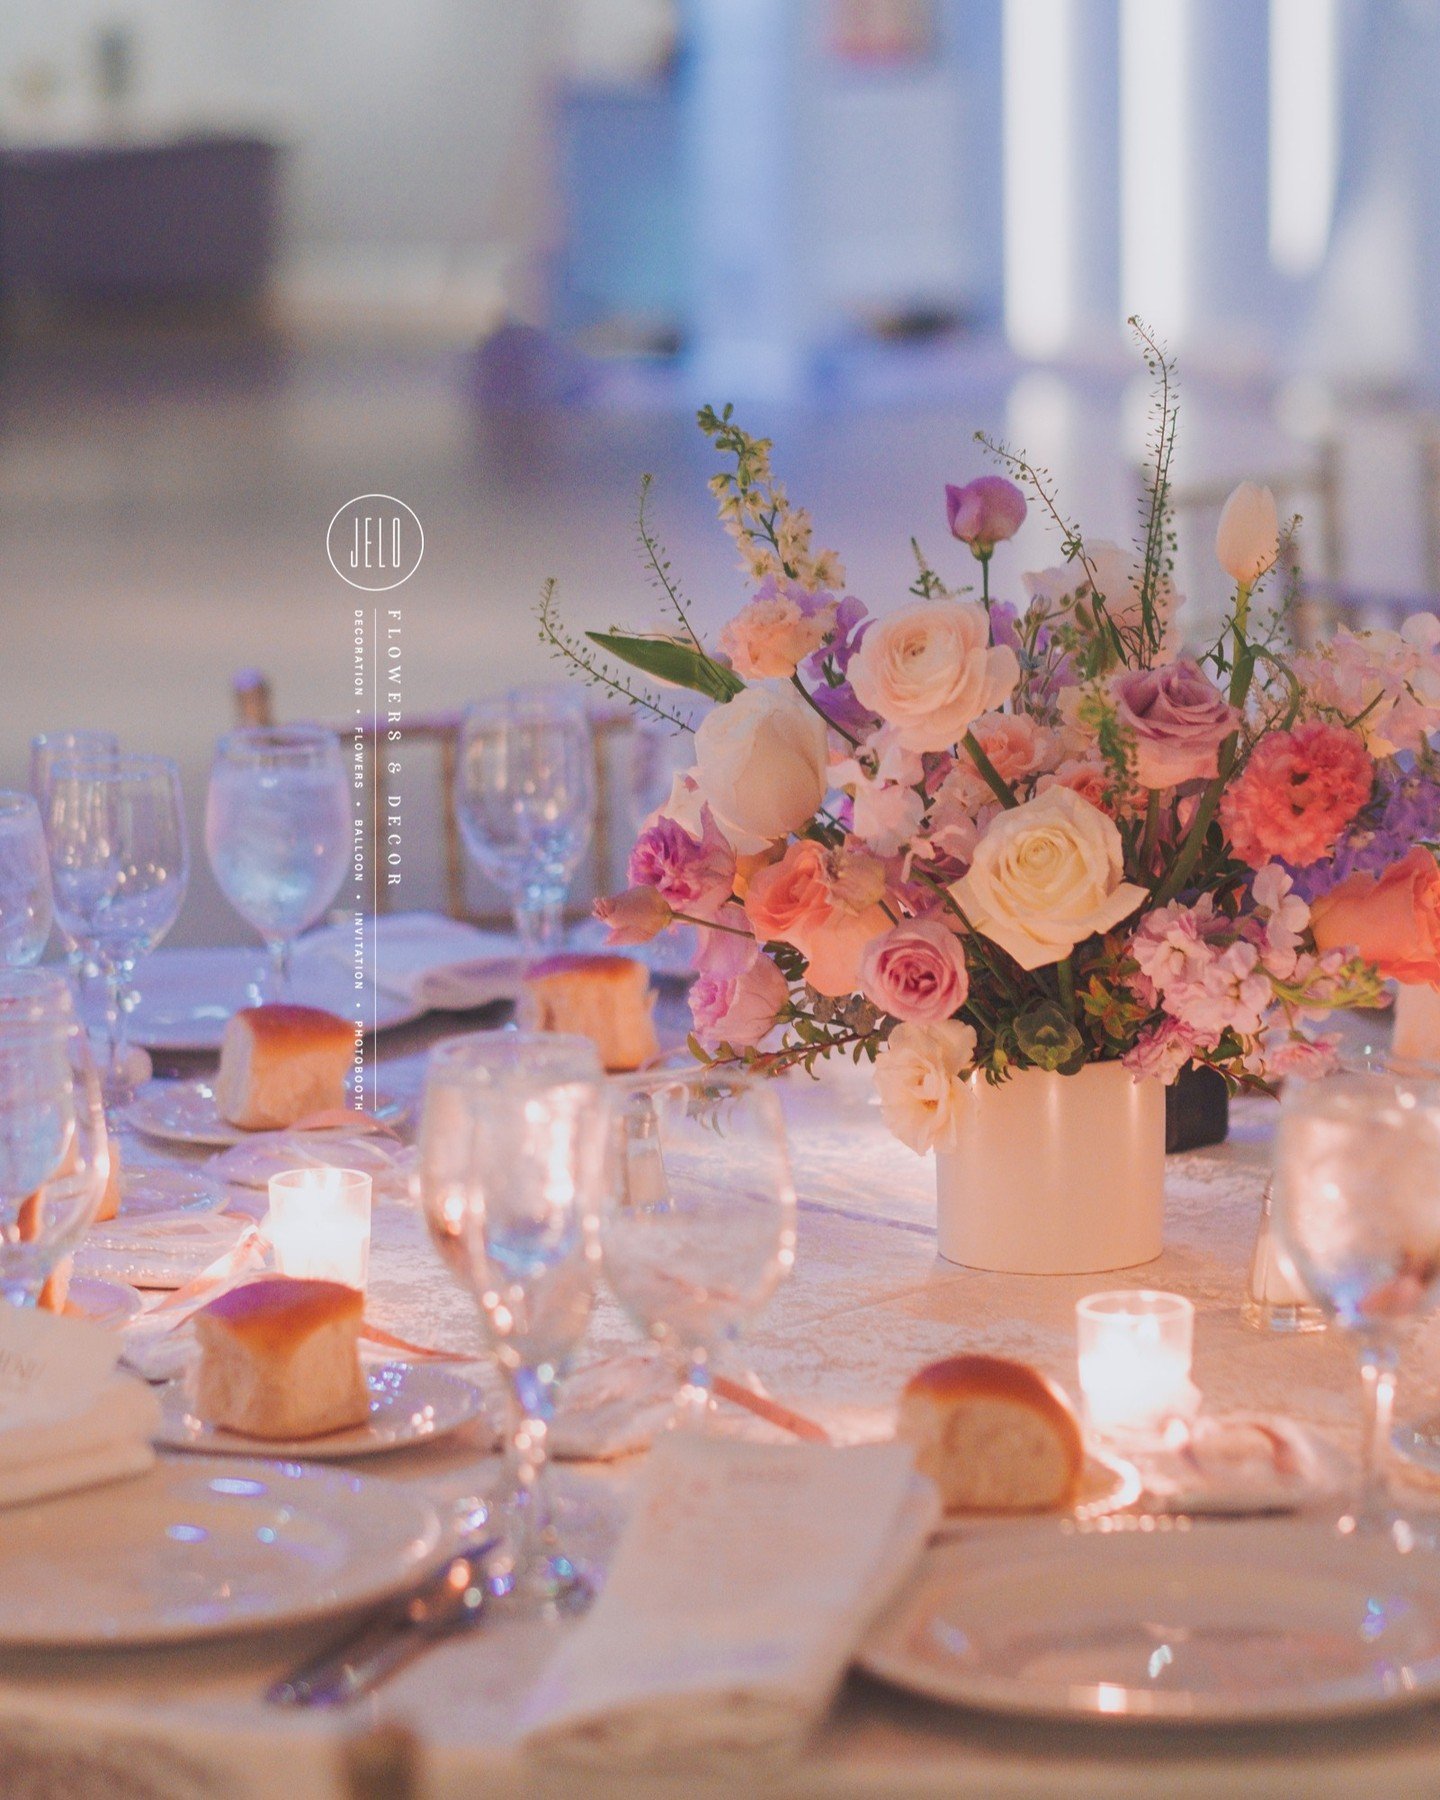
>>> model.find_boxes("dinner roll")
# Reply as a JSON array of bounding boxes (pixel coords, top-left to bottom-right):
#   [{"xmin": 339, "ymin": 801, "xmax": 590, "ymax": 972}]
[
  {"xmin": 193, "ymin": 1275, "xmax": 369, "ymax": 1440},
  {"xmin": 897, "ymin": 1354, "xmax": 1084, "ymax": 1512},
  {"xmin": 214, "ymin": 1003, "xmax": 355, "ymax": 1130},
  {"xmin": 518, "ymin": 952, "xmax": 659, "ymax": 1072}
]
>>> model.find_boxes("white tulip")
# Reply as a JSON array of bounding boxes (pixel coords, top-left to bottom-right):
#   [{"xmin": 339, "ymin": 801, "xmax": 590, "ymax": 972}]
[{"xmin": 1215, "ymin": 482, "xmax": 1278, "ymax": 587}]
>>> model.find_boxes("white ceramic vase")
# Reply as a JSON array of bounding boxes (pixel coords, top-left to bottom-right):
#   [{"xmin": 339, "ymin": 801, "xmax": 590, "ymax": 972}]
[
  {"xmin": 934, "ymin": 1061, "xmax": 1165, "ymax": 1275},
  {"xmin": 1392, "ymin": 981, "xmax": 1440, "ymax": 1066}
]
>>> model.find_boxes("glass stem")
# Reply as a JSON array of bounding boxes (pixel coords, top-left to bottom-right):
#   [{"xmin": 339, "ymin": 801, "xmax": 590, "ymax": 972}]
[
  {"xmin": 100, "ymin": 962, "xmax": 129, "ymax": 1102},
  {"xmin": 679, "ymin": 1349, "xmax": 713, "ymax": 1430},
  {"xmin": 504, "ymin": 1365, "xmax": 555, "ymax": 1578},
  {"xmin": 1353, "ymin": 1341, "xmax": 1399, "ymax": 1532},
  {"xmin": 514, "ymin": 894, "xmax": 564, "ymax": 956},
  {"xmin": 267, "ymin": 936, "xmax": 293, "ymax": 997}
]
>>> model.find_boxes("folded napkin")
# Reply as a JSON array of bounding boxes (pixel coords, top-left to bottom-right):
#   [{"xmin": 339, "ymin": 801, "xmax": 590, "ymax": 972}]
[
  {"xmin": 76, "ymin": 1211, "xmax": 253, "ymax": 1289},
  {"xmin": 523, "ymin": 1435, "xmax": 938, "ymax": 1769},
  {"xmin": 299, "ymin": 912, "xmax": 522, "ymax": 1011},
  {"xmin": 209, "ymin": 1132, "xmax": 417, "ymax": 1203},
  {"xmin": 0, "ymin": 1308, "xmax": 158, "ymax": 1506},
  {"xmin": 1136, "ymin": 1413, "xmax": 1347, "ymax": 1514}
]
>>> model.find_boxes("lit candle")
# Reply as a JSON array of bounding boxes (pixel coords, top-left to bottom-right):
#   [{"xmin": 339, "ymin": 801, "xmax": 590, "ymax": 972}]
[
  {"xmin": 1075, "ymin": 1290, "xmax": 1196, "ymax": 1439},
  {"xmin": 266, "ymin": 1167, "xmax": 372, "ymax": 1291}
]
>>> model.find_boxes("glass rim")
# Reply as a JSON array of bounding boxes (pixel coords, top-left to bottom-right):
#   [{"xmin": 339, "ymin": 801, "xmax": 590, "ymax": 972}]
[
  {"xmin": 0, "ymin": 791, "xmax": 41, "ymax": 821},
  {"xmin": 461, "ymin": 689, "xmax": 592, "ymax": 727},
  {"xmin": 268, "ymin": 1166, "xmax": 373, "ymax": 1200},
  {"xmin": 214, "ymin": 724, "xmax": 341, "ymax": 762},
  {"xmin": 1279, "ymin": 1066, "xmax": 1440, "ymax": 1114},
  {"xmin": 46, "ymin": 751, "xmax": 180, "ymax": 784},
  {"xmin": 0, "ymin": 967, "xmax": 74, "ymax": 1026},
  {"xmin": 608, "ymin": 1065, "xmax": 760, "ymax": 1096},
  {"xmin": 1075, "ymin": 1288, "xmax": 1194, "ymax": 1322},
  {"xmin": 425, "ymin": 1030, "xmax": 602, "ymax": 1080}
]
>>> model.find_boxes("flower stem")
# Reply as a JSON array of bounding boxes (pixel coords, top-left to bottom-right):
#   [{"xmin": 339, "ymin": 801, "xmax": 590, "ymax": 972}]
[
  {"xmin": 962, "ymin": 730, "xmax": 1019, "ymax": 810},
  {"xmin": 1057, "ymin": 955, "xmax": 1075, "ymax": 1017},
  {"xmin": 791, "ymin": 674, "xmax": 860, "ymax": 748}
]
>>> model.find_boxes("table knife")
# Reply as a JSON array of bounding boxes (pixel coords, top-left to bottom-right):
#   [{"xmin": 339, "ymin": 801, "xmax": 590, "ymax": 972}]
[{"xmin": 267, "ymin": 1536, "xmax": 499, "ymax": 1709}]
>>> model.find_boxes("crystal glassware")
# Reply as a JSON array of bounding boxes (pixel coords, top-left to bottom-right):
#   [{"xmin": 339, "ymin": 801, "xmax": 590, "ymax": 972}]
[
  {"xmin": 28, "ymin": 730, "xmax": 120, "ymax": 805},
  {"xmin": 456, "ymin": 690, "xmax": 595, "ymax": 955},
  {"xmin": 1242, "ymin": 1178, "xmax": 1327, "ymax": 1333},
  {"xmin": 414, "ymin": 1032, "xmax": 607, "ymax": 1606},
  {"xmin": 0, "ymin": 794, "xmax": 53, "ymax": 968},
  {"xmin": 205, "ymin": 725, "xmax": 350, "ymax": 999},
  {"xmin": 602, "ymin": 1068, "xmax": 797, "ymax": 1429},
  {"xmin": 0, "ymin": 971, "xmax": 109, "ymax": 1306},
  {"xmin": 44, "ymin": 754, "xmax": 189, "ymax": 1109},
  {"xmin": 1273, "ymin": 1071, "xmax": 1440, "ymax": 1544}
]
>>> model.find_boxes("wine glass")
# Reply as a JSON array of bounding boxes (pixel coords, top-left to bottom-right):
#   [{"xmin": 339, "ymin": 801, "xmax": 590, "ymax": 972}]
[
  {"xmin": 414, "ymin": 1032, "xmax": 607, "ymax": 1607},
  {"xmin": 602, "ymin": 1068, "xmax": 797, "ymax": 1429},
  {"xmin": 205, "ymin": 725, "xmax": 350, "ymax": 999},
  {"xmin": 0, "ymin": 971, "xmax": 109, "ymax": 1306},
  {"xmin": 1273, "ymin": 1071, "xmax": 1440, "ymax": 1545},
  {"xmin": 29, "ymin": 730, "xmax": 120, "ymax": 805},
  {"xmin": 456, "ymin": 690, "xmax": 595, "ymax": 955},
  {"xmin": 44, "ymin": 754, "xmax": 189, "ymax": 1109},
  {"xmin": 0, "ymin": 794, "xmax": 53, "ymax": 967}
]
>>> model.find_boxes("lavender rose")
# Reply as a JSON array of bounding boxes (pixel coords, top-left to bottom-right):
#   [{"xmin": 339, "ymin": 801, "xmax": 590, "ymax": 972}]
[
  {"xmin": 858, "ymin": 916, "xmax": 969, "ymax": 1024},
  {"xmin": 1111, "ymin": 659, "xmax": 1239, "ymax": 790}
]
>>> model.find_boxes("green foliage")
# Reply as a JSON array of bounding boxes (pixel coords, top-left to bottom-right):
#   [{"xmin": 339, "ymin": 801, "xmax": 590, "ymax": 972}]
[
  {"xmin": 1013, "ymin": 1001, "xmax": 1087, "ymax": 1073},
  {"xmin": 585, "ymin": 629, "xmax": 744, "ymax": 703}
]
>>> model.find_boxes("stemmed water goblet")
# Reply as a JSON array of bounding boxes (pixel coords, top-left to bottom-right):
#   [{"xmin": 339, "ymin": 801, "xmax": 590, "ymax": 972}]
[
  {"xmin": 0, "ymin": 794, "xmax": 53, "ymax": 968},
  {"xmin": 29, "ymin": 731, "xmax": 120, "ymax": 806},
  {"xmin": 44, "ymin": 754, "xmax": 189, "ymax": 1110},
  {"xmin": 0, "ymin": 971, "xmax": 109, "ymax": 1306},
  {"xmin": 455, "ymin": 690, "xmax": 595, "ymax": 956},
  {"xmin": 414, "ymin": 1031, "xmax": 607, "ymax": 1608},
  {"xmin": 1273, "ymin": 1070, "xmax": 1440, "ymax": 1547},
  {"xmin": 602, "ymin": 1068, "xmax": 797, "ymax": 1429},
  {"xmin": 205, "ymin": 725, "xmax": 350, "ymax": 1001}
]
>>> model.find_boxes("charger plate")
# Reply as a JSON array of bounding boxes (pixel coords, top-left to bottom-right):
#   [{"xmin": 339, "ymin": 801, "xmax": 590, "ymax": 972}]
[
  {"xmin": 126, "ymin": 1078, "xmax": 407, "ymax": 1148},
  {"xmin": 0, "ymin": 1457, "xmax": 439, "ymax": 1645},
  {"xmin": 860, "ymin": 1515, "xmax": 1440, "ymax": 1723}
]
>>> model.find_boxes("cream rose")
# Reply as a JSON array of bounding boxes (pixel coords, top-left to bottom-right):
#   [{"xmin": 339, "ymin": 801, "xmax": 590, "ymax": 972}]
[
  {"xmin": 847, "ymin": 601, "xmax": 1018, "ymax": 754},
  {"xmin": 949, "ymin": 786, "xmax": 1147, "ymax": 970},
  {"xmin": 693, "ymin": 680, "xmax": 829, "ymax": 854},
  {"xmin": 873, "ymin": 1019, "xmax": 978, "ymax": 1155}
]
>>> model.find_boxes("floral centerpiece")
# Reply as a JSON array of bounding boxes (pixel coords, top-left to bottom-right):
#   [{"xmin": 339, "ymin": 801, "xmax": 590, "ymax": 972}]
[{"xmin": 540, "ymin": 327, "xmax": 1440, "ymax": 1272}]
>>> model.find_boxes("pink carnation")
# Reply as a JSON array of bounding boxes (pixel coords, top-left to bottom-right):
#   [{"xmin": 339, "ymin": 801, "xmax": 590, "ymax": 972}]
[
  {"xmin": 628, "ymin": 806, "xmax": 736, "ymax": 919},
  {"xmin": 689, "ymin": 954, "xmax": 790, "ymax": 1049},
  {"xmin": 1220, "ymin": 721, "xmax": 1373, "ymax": 869},
  {"xmin": 858, "ymin": 916, "xmax": 969, "ymax": 1024},
  {"xmin": 1123, "ymin": 1017, "xmax": 1201, "ymax": 1083}
]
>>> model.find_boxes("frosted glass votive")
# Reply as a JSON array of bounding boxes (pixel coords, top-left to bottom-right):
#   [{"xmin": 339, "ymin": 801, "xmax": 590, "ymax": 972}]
[
  {"xmin": 1076, "ymin": 1289, "xmax": 1195, "ymax": 1439},
  {"xmin": 267, "ymin": 1167, "xmax": 372, "ymax": 1292}
]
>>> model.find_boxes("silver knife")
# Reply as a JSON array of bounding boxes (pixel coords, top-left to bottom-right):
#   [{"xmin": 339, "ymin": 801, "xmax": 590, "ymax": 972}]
[{"xmin": 267, "ymin": 1536, "xmax": 500, "ymax": 1709}]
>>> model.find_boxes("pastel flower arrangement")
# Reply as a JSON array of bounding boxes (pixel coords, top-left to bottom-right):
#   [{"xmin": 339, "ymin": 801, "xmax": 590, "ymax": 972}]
[{"xmin": 539, "ymin": 332, "xmax": 1440, "ymax": 1157}]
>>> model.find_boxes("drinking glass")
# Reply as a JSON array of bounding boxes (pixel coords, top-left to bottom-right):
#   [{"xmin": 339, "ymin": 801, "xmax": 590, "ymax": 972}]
[
  {"xmin": 0, "ymin": 794, "xmax": 53, "ymax": 967},
  {"xmin": 0, "ymin": 971, "xmax": 109, "ymax": 1306},
  {"xmin": 1273, "ymin": 1071, "xmax": 1440, "ymax": 1544},
  {"xmin": 414, "ymin": 1032, "xmax": 607, "ymax": 1606},
  {"xmin": 602, "ymin": 1069, "xmax": 797, "ymax": 1428},
  {"xmin": 205, "ymin": 725, "xmax": 350, "ymax": 998},
  {"xmin": 45, "ymin": 755, "xmax": 189, "ymax": 1108},
  {"xmin": 29, "ymin": 730, "xmax": 120, "ymax": 805},
  {"xmin": 456, "ymin": 690, "xmax": 595, "ymax": 954}
]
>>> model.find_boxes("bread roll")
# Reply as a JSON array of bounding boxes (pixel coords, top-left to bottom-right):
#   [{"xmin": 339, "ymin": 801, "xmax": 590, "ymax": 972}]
[
  {"xmin": 518, "ymin": 952, "xmax": 658, "ymax": 1072},
  {"xmin": 193, "ymin": 1275, "xmax": 369, "ymax": 1439},
  {"xmin": 214, "ymin": 1004, "xmax": 355, "ymax": 1130},
  {"xmin": 897, "ymin": 1354, "xmax": 1084, "ymax": 1512}
]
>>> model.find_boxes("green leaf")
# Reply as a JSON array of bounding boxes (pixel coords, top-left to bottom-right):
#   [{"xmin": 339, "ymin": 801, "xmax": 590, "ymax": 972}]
[
  {"xmin": 585, "ymin": 630, "xmax": 744, "ymax": 702},
  {"xmin": 1014, "ymin": 1001, "xmax": 1087, "ymax": 1074}
]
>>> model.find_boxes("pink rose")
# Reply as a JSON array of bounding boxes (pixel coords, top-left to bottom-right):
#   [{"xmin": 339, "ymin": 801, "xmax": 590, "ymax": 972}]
[
  {"xmin": 743, "ymin": 838, "xmax": 890, "ymax": 997},
  {"xmin": 689, "ymin": 954, "xmax": 789, "ymax": 1049},
  {"xmin": 1310, "ymin": 846, "xmax": 1440, "ymax": 985},
  {"xmin": 941, "ymin": 709, "xmax": 1052, "ymax": 807},
  {"xmin": 847, "ymin": 601, "xmax": 1019, "ymax": 754},
  {"xmin": 628, "ymin": 806, "xmax": 736, "ymax": 918},
  {"xmin": 1110, "ymin": 659, "xmax": 1238, "ymax": 789},
  {"xmin": 594, "ymin": 886, "xmax": 673, "ymax": 944},
  {"xmin": 945, "ymin": 476, "xmax": 1027, "ymax": 555},
  {"xmin": 859, "ymin": 917, "xmax": 969, "ymax": 1023}
]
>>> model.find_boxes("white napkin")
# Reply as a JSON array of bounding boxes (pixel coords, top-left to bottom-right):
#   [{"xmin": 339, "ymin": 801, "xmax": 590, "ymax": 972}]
[
  {"xmin": 299, "ymin": 912, "xmax": 522, "ymax": 1011},
  {"xmin": 0, "ymin": 1308, "xmax": 159, "ymax": 1506},
  {"xmin": 208, "ymin": 1131, "xmax": 417, "ymax": 1203},
  {"xmin": 76, "ymin": 1211, "xmax": 253, "ymax": 1289},
  {"xmin": 523, "ymin": 1436, "xmax": 938, "ymax": 1769},
  {"xmin": 1136, "ymin": 1413, "xmax": 1347, "ymax": 1514}
]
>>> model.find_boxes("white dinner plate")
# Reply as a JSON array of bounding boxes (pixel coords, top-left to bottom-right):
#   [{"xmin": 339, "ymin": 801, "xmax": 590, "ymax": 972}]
[
  {"xmin": 128, "ymin": 946, "xmax": 422, "ymax": 1052},
  {"xmin": 859, "ymin": 1517, "xmax": 1440, "ymax": 1723},
  {"xmin": 66, "ymin": 1275, "xmax": 144, "ymax": 1328},
  {"xmin": 117, "ymin": 1166, "xmax": 228, "ymax": 1222},
  {"xmin": 0, "ymin": 1456, "xmax": 440, "ymax": 1645},
  {"xmin": 126, "ymin": 1078, "xmax": 408, "ymax": 1149},
  {"xmin": 155, "ymin": 1363, "xmax": 487, "ymax": 1460}
]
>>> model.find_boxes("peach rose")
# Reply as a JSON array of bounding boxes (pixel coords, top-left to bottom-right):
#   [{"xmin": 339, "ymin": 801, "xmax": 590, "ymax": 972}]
[
  {"xmin": 847, "ymin": 601, "xmax": 1019, "ymax": 754},
  {"xmin": 1309, "ymin": 848, "xmax": 1440, "ymax": 985},
  {"xmin": 744, "ymin": 839, "xmax": 889, "ymax": 997}
]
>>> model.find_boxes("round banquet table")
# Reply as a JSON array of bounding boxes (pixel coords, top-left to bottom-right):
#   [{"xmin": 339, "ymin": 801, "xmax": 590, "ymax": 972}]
[{"xmin": 4, "ymin": 972, "xmax": 1440, "ymax": 1800}]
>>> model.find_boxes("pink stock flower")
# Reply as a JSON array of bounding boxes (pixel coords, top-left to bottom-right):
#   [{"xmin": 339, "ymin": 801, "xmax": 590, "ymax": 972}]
[
  {"xmin": 1129, "ymin": 898, "xmax": 1271, "ymax": 1037},
  {"xmin": 594, "ymin": 886, "xmax": 673, "ymax": 944},
  {"xmin": 945, "ymin": 476, "xmax": 1027, "ymax": 555},
  {"xmin": 1220, "ymin": 721, "xmax": 1373, "ymax": 869},
  {"xmin": 1110, "ymin": 659, "xmax": 1238, "ymax": 789},
  {"xmin": 1262, "ymin": 1034, "xmax": 1342, "ymax": 1082},
  {"xmin": 717, "ymin": 577, "xmax": 836, "ymax": 679},
  {"xmin": 1294, "ymin": 615, "xmax": 1440, "ymax": 757},
  {"xmin": 1123, "ymin": 1016, "xmax": 1201, "ymax": 1083},
  {"xmin": 689, "ymin": 954, "xmax": 790, "ymax": 1050},
  {"xmin": 858, "ymin": 916, "xmax": 969, "ymax": 1024},
  {"xmin": 627, "ymin": 805, "xmax": 736, "ymax": 918}
]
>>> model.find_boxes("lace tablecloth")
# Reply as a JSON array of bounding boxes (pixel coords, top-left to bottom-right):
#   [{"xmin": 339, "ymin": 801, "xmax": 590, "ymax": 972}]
[{"xmin": 2, "ymin": 999, "xmax": 1440, "ymax": 1800}]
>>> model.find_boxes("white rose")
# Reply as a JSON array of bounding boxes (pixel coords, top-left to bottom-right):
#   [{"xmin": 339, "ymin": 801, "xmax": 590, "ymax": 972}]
[
  {"xmin": 873, "ymin": 1019, "xmax": 978, "ymax": 1155},
  {"xmin": 847, "ymin": 601, "xmax": 1018, "ymax": 754},
  {"xmin": 1215, "ymin": 482, "xmax": 1278, "ymax": 587},
  {"xmin": 693, "ymin": 680, "xmax": 829, "ymax": 854},
  {"xmin": 949, "ymin": 785, "xmax": 1147, "ymax": 970}
]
